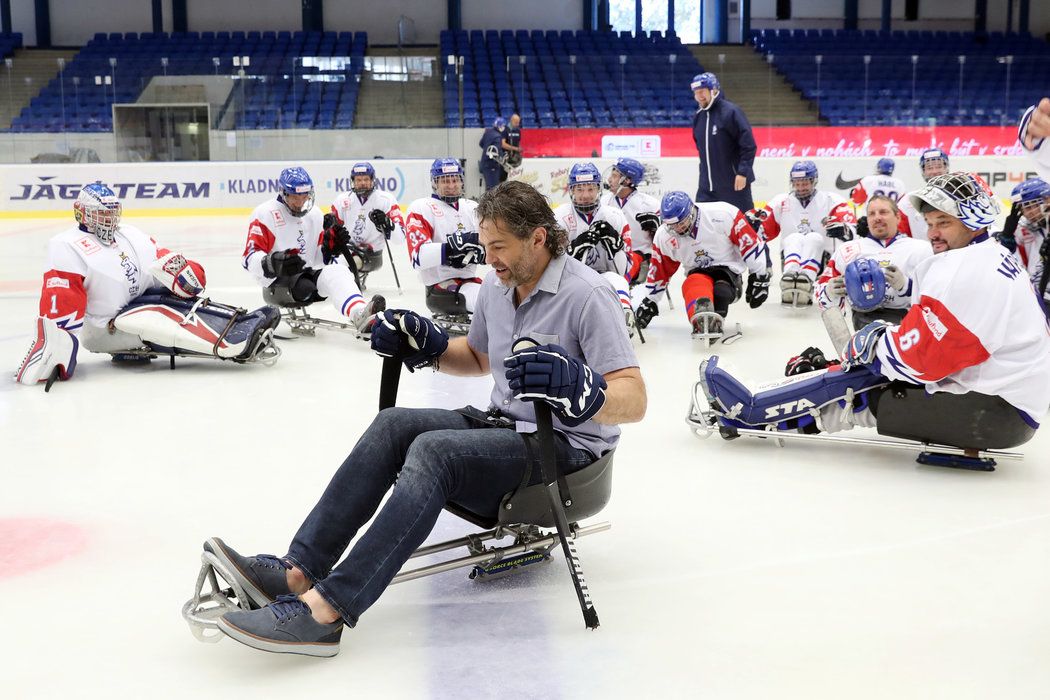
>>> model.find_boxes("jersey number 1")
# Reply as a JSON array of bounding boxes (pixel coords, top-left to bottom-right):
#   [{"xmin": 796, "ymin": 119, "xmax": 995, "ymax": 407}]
[{"xmin": 50, "ymin": 294, "xmax": 58, "ymax": 315}]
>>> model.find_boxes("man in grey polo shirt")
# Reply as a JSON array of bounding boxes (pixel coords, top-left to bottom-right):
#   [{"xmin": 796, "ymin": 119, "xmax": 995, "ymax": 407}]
[{"xmin": 210, "ymin": 180, "xmax": 647, "ymax": 657}]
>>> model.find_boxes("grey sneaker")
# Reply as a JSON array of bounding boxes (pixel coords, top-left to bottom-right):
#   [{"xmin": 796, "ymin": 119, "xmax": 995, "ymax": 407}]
[
  {"xmin": 218, "ymin": 595, "xmax": 343, "ymax": 658},
  {"xmin": 203, "ymin": 537, "xmax": 293, "ymax": 609},
  {"xmin": 353, "ymin": 294, "xmax": 387, "ymax": 337}
]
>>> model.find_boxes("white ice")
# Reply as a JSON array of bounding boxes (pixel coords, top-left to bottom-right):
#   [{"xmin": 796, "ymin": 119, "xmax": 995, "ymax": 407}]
[{"xmin": 2, "ymin": 214, "xmax": 1049, "ymax": 699}]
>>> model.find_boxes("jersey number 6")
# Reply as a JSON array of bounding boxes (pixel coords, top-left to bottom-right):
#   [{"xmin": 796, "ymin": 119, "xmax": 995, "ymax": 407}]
[{"xmin": 898, "ymin": 328, "xmax": 920, "ymax": 351}]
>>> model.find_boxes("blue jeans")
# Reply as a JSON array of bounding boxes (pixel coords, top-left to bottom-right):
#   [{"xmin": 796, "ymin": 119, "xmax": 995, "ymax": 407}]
[{"xmin": 284, "ymin": 407, "xmax": 594, "ymax": 627}]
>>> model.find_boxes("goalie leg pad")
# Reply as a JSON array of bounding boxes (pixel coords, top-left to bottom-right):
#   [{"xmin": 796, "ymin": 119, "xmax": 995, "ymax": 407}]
[
  {"xmin": 701, "ymin": 355, "xmax": 888, "ymax": 430},
  {"xmin": 113, "ymin": 293, "xmax": 280, "ymax": 361},
  {"xmin": 873, "ymin": 384, "xmax": 1037, "ymax": 450},
  {"xmin": 15, "ymin": 316, "xmax": 79, "ymax": 385}
]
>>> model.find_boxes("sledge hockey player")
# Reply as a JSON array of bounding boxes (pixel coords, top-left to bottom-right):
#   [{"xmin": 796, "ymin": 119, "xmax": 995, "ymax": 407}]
[
  {"xmin": 554, "ymin": 162, "xmax": 635, "ymax": 332},
  {"xmin": 327, "ymin": 161, "xmax": 405, "ymax": 290},
  {"xmin": 404, "ymin": 158, "xmax": 483, "ymax": 334},
  {"xmin": 691, "ymin": 172, "xmax": 1050, "ymax": 462},
  {"xmin": 999, "ymin": 178, "xmax": 1049, "ymax": 303},
  {"xmin": 815, "ymin": 195, "xmax": 933, "ymax": 329},
  {"xmin": 635, "ymin": 191, "xmax": 770, "ymax": 343},
  {"xmin": 894, "ymin": 148, "xmax": 950, "ymax": 241},
  {"xmin": 755, "ymin": 160, "xmax": 856, "ymax": 306},
  {"xmin": 1019, "ymin": 98, "xmax": 1050, "ymax": 180},
  {"xmin": 600, "ymin": 157, "xmax": 661, "ymax": 285},
  {"xmin": 849, "ymin": 158, "xmax": 906, "ymax": 210},
  {"xmin": 198, "ymin": 181, "xmax": 645, "ymax": 657},
  {"xmin": 15, "ymin": 182, "xmax": 280, "ymax": 388},
  {"xmin": 244, "ymin": 167, "xmax": 385, "ymax": 337}
]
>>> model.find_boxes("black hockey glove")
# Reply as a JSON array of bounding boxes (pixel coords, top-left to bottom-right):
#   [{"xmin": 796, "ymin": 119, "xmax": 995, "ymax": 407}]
[
  {"xmin": 744, "ymin": 208, "xmax": 767, "ymax": 233},
  {"xmin": 745, "ymin": 270, "xmax": 771, "ymax": 309},
  {"xmin": 504, "ymin": 341, "xmax": 608, "ymax": 427},
  {"xmin": 321, "ymin": 213, "xmax": 352, "ymax": 264},
  {"xmin": 442, "ymin": 231, "xmax": 484, "ymax": 268},
  {"xmin": 784, "ymin": 346, "xmax": 830, "ymax": 377},
  {"xmin": 568, "ymin": 227, "xmax": 600, "ymax": 261},
  {"xmin": 824, "ymin": 220, "xmax": 854, "ymax": 241},
  {"xmin": 261, "ymin": 249, "xmax": 305, "ymax": 279},
  {"xmin": 635, "ymin": 297, "xmax": 659, "ymax": 329},
  {"xmin": 635, "ymin": 212, "xmax": 661, "ymax": 234},
  {"xmin": 1041, "ymin": 235, "xmax": 1050, "ymax": 262},
  {"xmin": 370, "ymin": 309, "xmax": 449, "ymax": 372},
  {"xmin": 587, "ymin": 220, "xmax": 624, "ymax": 258},
  {"xmin": 369, "ymin": 208, "xmax": 396, "ymax": 238},
  {"xmin": 855, "ymin": 216, "xmax": 870, "ymax": 239}
]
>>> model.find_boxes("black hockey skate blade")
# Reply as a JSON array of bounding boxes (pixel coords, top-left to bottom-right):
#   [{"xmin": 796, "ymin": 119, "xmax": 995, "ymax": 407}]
[
  {"xmin": 469, "ymin": 550, "xmax": 552, "ymax": 581},
  {"xmin": 916, "ymin": 451, "xmax": 996, "ymax": 472}
]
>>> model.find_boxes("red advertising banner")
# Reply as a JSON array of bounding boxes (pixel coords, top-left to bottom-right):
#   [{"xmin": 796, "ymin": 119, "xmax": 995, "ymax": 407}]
[{"xmin": 522, "ymin": 126, "xmax": 1025, "ymax": 159}]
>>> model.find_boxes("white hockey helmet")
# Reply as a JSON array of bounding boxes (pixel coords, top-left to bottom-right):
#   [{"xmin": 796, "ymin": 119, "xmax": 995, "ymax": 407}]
[{"xmin": 908, "ymin": 172, "xmax": 1000, "ymax": 232}]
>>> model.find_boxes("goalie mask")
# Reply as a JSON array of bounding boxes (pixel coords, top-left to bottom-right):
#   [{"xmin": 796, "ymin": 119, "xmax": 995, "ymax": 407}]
[
  {"xmin": 278, "ymin": 167, "xmax": 315, "ymax": 217},
  {"xmin": 350, "ymin": 162, "xmax": 376, "ymax": 197},
  {"xmin": 74, "ymin": 182, "xmax": 122, "ymax": 246},
  {"xmin": 431, "ymin": 158, "xmax": 464, "ymax": 205},
  {"xmin": 661, "ymin": 191, "xmax": 697, "ymax": 236},
  {"xmin": 909, "ymin": 172, "xmax": 1000, "ymax": 232},
  {"xmin": 569, "ymin": 163, "xmax": 602, "ymax": 217}
]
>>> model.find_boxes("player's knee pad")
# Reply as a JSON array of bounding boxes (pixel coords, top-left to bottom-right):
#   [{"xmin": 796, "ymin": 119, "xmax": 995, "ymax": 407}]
[
  {"xmin": 703, "ymin": 355, "xmax": 888, "ymax": 430},
  {"xmin": 872, "ymin": 384, "xmax": 1037, "ymax": 449},
  {"xmin": 264, "ymin": 269, "xmax": 322, "ymax": 307},
  {"xmin": 426, "ymin": 282, "xmax": 470, "ymax": 316},
  {"xmin": 113, "ymin": 293, "xmax": 280, "ymax": 360},
  {"xmin": 359, "ymin": 249, "xmax": 384, "ymax": 273}
]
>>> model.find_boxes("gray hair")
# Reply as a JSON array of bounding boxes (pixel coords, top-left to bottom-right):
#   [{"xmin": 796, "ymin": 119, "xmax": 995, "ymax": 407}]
[{"xmin": 476, "ymin": 180, "xmax": 568, "ymax": 257}]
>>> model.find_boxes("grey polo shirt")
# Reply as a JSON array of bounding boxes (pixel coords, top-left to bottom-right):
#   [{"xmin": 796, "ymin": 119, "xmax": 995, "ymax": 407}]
[{"xmin": 466, "ymin": 252, "xmax": 639, "ymax": 457}]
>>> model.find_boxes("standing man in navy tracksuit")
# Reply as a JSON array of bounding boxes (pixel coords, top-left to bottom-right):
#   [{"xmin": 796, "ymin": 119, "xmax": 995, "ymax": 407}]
[{"xmin": 691, "ymin": 72, "xmax": 757, "ymax": 213}]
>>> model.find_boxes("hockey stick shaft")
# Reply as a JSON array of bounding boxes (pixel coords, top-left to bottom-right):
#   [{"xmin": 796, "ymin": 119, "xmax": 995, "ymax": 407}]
[
  {"xmin": 379, "ymin": 356, "xmax": 401, "ymax": 411},
  {"xmin": 820, "ymin": 306, "xmax": 853, "ymax": 360},
  {"xmin": 386, "ymin": 243, "xmax": 402, "ymax": 292},
  {"xmin": 532, "ymin": 400, "xmax": 600, "ymax": 629}
]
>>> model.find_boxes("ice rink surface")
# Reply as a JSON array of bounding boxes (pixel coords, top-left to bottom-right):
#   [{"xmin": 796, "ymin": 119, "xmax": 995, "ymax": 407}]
[{"xmin": 2, "ymin": 214, "xmax": 1049, "ymax": 699}]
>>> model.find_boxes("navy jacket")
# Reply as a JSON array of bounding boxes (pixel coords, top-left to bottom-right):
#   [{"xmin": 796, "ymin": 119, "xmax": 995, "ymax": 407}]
[
  {"xmin": 691, "ymin": 93, "xmax": 757, "ymax": 205},
  {"xmin": 479, "ymin": 127, "xmax": 504, "ymax": 170}
]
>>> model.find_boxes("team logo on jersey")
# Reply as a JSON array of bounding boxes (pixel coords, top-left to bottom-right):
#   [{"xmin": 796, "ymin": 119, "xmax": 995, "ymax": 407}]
[
  {"xmin": 296, "ymin": 231, "xmax": 306, "ymax": 255},
  {"xmin": 692, "ymin": 249, "xmax": 713, "ymax": 269},
  {"xmin": 75, "ymin": 236, "xmax": 102, "ymax": 255},
  {"xmin": 668, "ymin": 236, "xmax": 679, "ymax": 250},
  {"xmin": 919, "ymin": 305, "xmax": 948, "ymax": 341},
  {"xmin": 272, "ymin": 209, "xmax": 285, "ymax": 227},
  {"xmin": 118, "ymin": 252, "xmax": 139, "ymax": 292},
  {"xmin": 711, "ymin": 125, "xmax": 718, "ymax": 136}
]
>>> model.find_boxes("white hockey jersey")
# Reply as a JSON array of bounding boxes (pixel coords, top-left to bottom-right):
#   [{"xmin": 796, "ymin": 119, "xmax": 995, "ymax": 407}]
[
  {"xmin": 760, "ymin": 190, "xmax": 854, "ymax": 242},
  {"xmin": 1012, "ymin": 216, "xmax": 1047, "ymax": 282},
  {"xmin": 645, "ymin": 201, "xmax": 768, "ymax": 300},
  {"xmin": 873, "ymin": 234, "xmax": 1050, "ymax": 421},
  {"xmin": 242, "ymin": 199, "xmax": 327, "ymax": 287},
  {"xmin": 330, "ymin": 189, "xmax": 405, "ymax": 250},
  {"xmin": 553, "ymin": 201, "xmax": 631, "ymax": 277},
  {"xmin": 850, "ymin": 174, "xmax": 907, "ymax": 207},
  {"xmin": 601, "ymin": 189, "xmax": 660, "ymax": 256},
  {"xmin": 405, "ymin": 195, "xmax": 481, "ymax": 286},
  {"xmin": 1020, "ymin": 104, "xmax": 1050, "ymax": 181},
  {"xmin": 39, "ymin": 224, "xmax": 175, "ymax": 334},
  {"xmin": 815, "ymin": 234, "xmax": 934, "ymax": 310},
  {"xmin": 897, "ymin": 194, "xmax": 929, "ymax": 241}
]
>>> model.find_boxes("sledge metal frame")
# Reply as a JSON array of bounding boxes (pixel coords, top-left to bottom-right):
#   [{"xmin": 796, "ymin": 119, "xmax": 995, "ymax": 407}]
[{"xmin": 686, "ymin": 377, "xmax": 1023, "ymax": 467}]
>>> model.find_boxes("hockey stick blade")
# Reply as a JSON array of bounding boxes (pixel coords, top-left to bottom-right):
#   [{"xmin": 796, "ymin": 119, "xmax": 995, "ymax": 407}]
[
  {"xmin": 44, "ymin": 366, "xmax": 61, "ymax": 393},
  {"xmin": 821, "ymin": 306, "xmax": 853, "ymax": 360}
]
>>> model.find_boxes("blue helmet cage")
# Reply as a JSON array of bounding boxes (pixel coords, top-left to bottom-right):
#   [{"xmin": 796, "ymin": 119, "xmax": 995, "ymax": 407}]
[
  {"xmin": 569, "ymin": 162, "xmax": 602, "ymax": 215},
  {"xmin": 431, "ymin": 158, "xmax": 464, "ymax": 204},
  {"xmin": 790, "ymin": 160, "xmax": 819, "ymax": 197},
  {"xmin": 351, "ymin": 162, "xmax": 376, "ymax": 196},
  {"xmin": 612, "ymin": 158, "xmax": 646, "ymax": 189},
  {"xmin": 918, "ymin": 149, "xmax": 950, "ymax": 180},
  {"xmin": 876, "ymin": 158, "xmax": 895, "ymax": 175},
  {"xmin": 278, "ymin": 167, "xmax": 315, "ymax": 217},
  {"xmin": 660, "ymin": 191, "xmax": 697, "ymax": 234}
]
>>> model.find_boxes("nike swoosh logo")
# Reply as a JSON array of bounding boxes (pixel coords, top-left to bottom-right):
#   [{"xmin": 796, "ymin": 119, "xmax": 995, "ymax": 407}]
[{"xmin": 835, "ymin": 173, "xmax": 863, "ymax": 190}]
